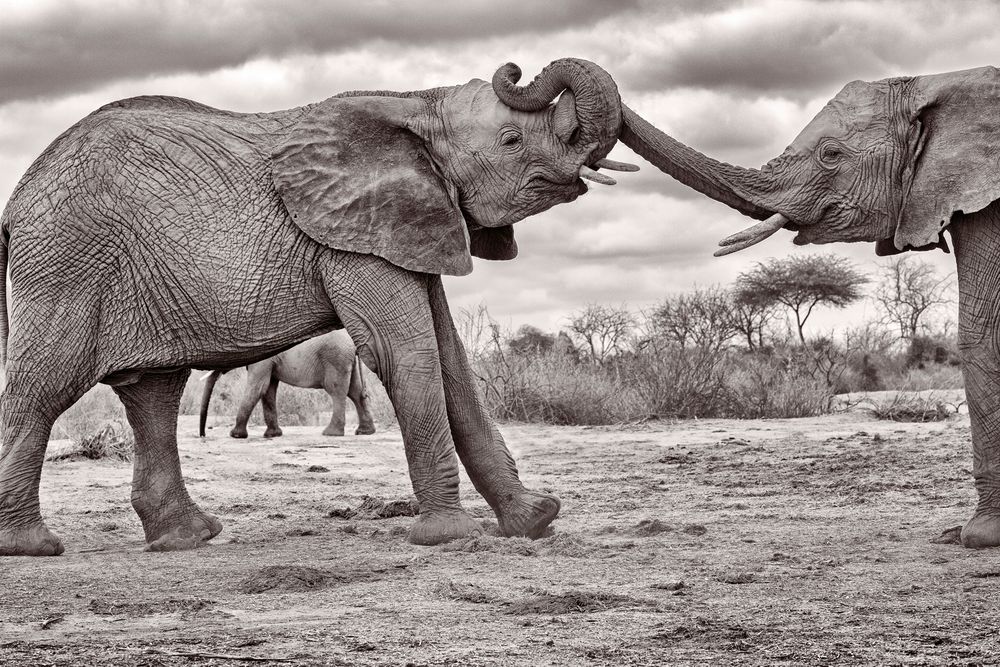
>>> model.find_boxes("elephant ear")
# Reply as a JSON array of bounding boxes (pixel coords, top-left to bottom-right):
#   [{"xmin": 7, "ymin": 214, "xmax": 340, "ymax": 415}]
[
  {"xmin": 271, "ymin": 97, "xmax": 473, "ymax": 276},
  {"xmin": 894, "ymin": 67, "xmax": 1000, "ymax": 250},
  {"xmin": 469, "ymin": 225, "xmax": 518, "ymax": 260}
]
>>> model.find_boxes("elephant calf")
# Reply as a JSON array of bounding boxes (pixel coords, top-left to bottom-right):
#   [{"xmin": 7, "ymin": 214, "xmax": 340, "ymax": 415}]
[{"xmin": 199, "ymin": 329, "xmax": 377, "ymax": 439}]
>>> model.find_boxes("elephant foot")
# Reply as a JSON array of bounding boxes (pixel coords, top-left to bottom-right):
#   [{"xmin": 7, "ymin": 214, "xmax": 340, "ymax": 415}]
[
  {"xmin": 229, "ymin": 427, "xmax": 248, "ymax": 439},
  {"xmin": 961, "ymin": 510, "xmax": 1000, "ymax": 549},
  {"xmin": 144, "ymin": 508, "xmax": 223, "ymax": 552},
  {"xmin": 355, "ymin": 424, "xmax": 376, "ymax": 436},
  {"xmin": 497, "ymin": 490, "xmax": 561, "ymax": 539},
  {"xmin": 0, "ymin": 522, "xmax": 65, "ymax": 556},
  {"xmin": 407, "ymin": 509, "xmax": 482, "ymax": 546},
  {"xmin": 263, "ymin": 427, "xmax": 283, "ymax": 438},
  {"xmin": 322, "ymin": 426, "xmax": 345, "ymax": 437}
]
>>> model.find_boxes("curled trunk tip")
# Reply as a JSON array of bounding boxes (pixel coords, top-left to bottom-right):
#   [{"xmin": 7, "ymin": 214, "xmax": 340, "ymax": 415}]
[{"xmin": 492, "ymin": 58, "xmax": 622, "ymax": 163}]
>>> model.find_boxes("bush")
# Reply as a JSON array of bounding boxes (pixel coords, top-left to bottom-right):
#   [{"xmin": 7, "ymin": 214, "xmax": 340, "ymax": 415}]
[
  {"xmin": 47, "ymin": 421, "xmax": 134, "ymax": 461},
  {"xmin": 867, "ymin": 392, "xmax": 958, "ymax": 422}
]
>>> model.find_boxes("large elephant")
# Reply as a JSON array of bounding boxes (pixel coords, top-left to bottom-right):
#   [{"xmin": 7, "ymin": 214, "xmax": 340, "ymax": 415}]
[
  {"xmin": 623, "ymin": 65, "xmax": 1000, "ymax": 549},
  {"xmin": 0, "ymin": 57, "xmax": 689, "ymax": 557},
  {"xmin": 199, "ymin": 329, "xmax": 377, "ymax": 439}
]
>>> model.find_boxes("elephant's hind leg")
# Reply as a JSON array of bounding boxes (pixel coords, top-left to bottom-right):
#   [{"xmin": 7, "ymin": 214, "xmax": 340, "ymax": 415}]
[
  {"xmin": 261, "ymin": 377, "xmax": 283, "ymax": 438},
  {"xmin": 0, "ymin": 379, "xmax": 89, "ymax": 556},
  {"xmin": 321, "ymin": 369, "xmax": 349, "ymax": 437},
  {"xmin": 114, "ymin": 369, "xmax": 222, "ymax": 551}
]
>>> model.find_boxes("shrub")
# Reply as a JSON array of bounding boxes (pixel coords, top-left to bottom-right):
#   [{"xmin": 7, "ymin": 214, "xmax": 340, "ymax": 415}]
[
  {"xmin": 867, "ymin": 392, "xmax": 958, "ymax": 422},
  {"xmin": 48, "ymin": 420, "xmax": 134, "ymax": 462}
]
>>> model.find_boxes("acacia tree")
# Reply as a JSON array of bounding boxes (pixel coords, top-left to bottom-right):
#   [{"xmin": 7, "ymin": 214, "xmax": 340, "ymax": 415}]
[
  {"xmin": 734, "ymin": 255, "xmax": 868, "ymax": 344},
  {"xmin": 873, "ymin": 256, "xmax": 954, "ymax": 340},
  {"xmin": 567, "ymin": 303, "xmax": 634, "ymax": 364}
]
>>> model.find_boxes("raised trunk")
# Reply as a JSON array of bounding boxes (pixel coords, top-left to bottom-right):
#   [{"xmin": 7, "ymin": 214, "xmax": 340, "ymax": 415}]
[
  {"xmin": 492, "ymin": 58, "xmax": 621, "ymax": 163},
  {"xmin": 619, "ymin": 105, "xmax": 777, "ymax": 221}
]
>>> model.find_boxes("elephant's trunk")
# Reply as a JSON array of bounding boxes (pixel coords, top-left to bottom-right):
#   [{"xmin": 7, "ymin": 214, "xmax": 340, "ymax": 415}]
[
  {"xmin": 199, "ymin": 370, "xmax": 223, "ymax": 438},
  {"xmin": 619, "ymin": 105, "xmax": 780, "ymax": 222},
  {"xmin": 492, "ymin": 58, "xmax": 621, "ymax": 164}
]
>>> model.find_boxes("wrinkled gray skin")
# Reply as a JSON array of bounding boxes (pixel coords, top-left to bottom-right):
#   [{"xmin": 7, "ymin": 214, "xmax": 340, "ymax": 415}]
[
  {"xmin": 199, "ymin": 330, "xmax": 376, "ymax": 440},
  {"xmin": 0, "ymin": 57, "xmax": 683, "ymax": 556},
  {"xmin": 626, "ymin": 65, "xmax": 1000, "ymax": 549}
]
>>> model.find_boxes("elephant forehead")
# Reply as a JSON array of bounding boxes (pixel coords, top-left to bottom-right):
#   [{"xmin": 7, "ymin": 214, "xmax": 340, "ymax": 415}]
[
  {"xmin": 789, "ymin": 81, "xmax": 886, "ymax": 151},
  {"xmin": 445, "ymin": 80, "xmax": 548, "ymax": 139}
]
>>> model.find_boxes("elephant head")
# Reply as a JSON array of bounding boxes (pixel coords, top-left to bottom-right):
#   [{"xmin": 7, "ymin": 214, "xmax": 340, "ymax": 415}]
[
  {"xmin": 616, "ymin": 66, "xmax": 1000, "ymax": 258},
  {"xmin": 270, "ymin": 58, "xmax": 633, "ymax": 277}
]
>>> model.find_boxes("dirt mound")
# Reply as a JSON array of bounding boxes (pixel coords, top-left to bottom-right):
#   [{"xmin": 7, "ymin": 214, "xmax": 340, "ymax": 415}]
[
  {"xmin": 238, "ymin": 565, "xmax": 380, "ymax": 594},
  {"xmin": 326, "ymin": 495, "xmax": 419, "ymax": 520},
  {"xmin": 536, "ymin": 533, "xmax": 595, "ymax": 557},
  {"xmin": 507, "ymin": 589, "xmax": 659, "ymax": 615},
  {"xmin": 629, "ymin": 520, "xmax": 707, "ymax": 537},
  {"xmin": 435, "ymin": 580, "xmax": 502, "ymax": 604},
  {"xmin": 442, "ymin": 535, "xmax": 537, "ymax": 556}
]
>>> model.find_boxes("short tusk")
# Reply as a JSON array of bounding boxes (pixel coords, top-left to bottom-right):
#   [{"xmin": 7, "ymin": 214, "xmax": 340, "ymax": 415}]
[
  {"xmin": 579, "ymin": 165, "xmax": 616, "ymax": 185},
  {"xmin": 593, "ymin": 158, "xmax": 639, "ymax": 172},
  {"xmin": 198, "ymin": 371, "xmax": 214, "ymax": 382},
  {"xmin": 713, "ymin": 213, "xmax": 789, "ymax": 257}
]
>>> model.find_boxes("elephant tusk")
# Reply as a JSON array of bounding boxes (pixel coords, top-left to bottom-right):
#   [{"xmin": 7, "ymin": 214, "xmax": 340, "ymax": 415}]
[
  {"xmin": 579, "ymin": 165, "xmax": 616, "ymax": 185},
  {"xmin": 593, "ymin": 158, "xmax": 639, "ymax": 172},
  {"xmin": 713, "ymin": 213, "xmax": 789, "ymax": 257},
  {"xmin": 198, "ymin": 371, "xmax": 215, "ymax": 382}
]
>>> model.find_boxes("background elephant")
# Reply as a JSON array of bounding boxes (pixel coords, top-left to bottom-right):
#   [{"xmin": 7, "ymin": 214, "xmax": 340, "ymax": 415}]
[
  {"xmin": 199, "ymin": 329, "xmax": 377, "ymax": 440},
  {"xmin": 622, "ymin": 65, "xmax": 1000, "ymax": 549},
  {"xmin": 0, "ymin": 56, "xmax": 686, "ymax": 557}
]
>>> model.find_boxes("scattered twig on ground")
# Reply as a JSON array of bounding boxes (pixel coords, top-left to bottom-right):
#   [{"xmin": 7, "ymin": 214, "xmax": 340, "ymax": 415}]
[{"xmin": 138, "ymin": 648, "xmax": 294, "ymax": 662}]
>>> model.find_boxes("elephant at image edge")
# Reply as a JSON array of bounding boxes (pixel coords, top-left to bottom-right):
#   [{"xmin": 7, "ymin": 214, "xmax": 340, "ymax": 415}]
[
  {"xmin": 199, "ymin": 329, "xmax": 377, "ymax": 439},
  {"xmin": 0, "ymin": 57, "xmax": 691, "ymax": 556},
  {"xmin": 622, "ymin": 65, "xmax": 1000, "ymax": 549}
]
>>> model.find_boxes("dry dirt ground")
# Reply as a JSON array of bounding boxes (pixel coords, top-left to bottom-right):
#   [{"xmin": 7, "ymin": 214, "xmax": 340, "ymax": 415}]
[{"xmin": 3, "ymin": 410, "xmax": 1000, "ymax": 666}]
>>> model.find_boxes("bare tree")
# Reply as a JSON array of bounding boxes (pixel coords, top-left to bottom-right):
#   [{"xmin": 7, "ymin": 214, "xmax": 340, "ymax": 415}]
[
  {"xmin": 734, "ymin": 255, "xmax": 868, "ymax": 343},
  {"xmin": 567, "ymin": 303, "xmax": 634, "ymax": 364},
  {"xmin": 874, "ymin": 256, "xmax": 954, "ymax": 340},
  {"xmin": 645, "ymin": 286, "xmax": 738, "ymax": 352}
]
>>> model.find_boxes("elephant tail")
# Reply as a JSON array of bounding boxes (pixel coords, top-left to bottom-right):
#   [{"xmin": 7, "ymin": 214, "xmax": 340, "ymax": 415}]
[{"xmin": 199, "ymin": 370, "xmax": 224, "ymax": 437}]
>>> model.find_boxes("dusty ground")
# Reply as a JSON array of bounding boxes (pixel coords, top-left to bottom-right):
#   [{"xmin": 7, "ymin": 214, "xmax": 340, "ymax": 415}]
[{"xmin": 3, "ymin": 410, "xmax": 1000, "ymax": 666}]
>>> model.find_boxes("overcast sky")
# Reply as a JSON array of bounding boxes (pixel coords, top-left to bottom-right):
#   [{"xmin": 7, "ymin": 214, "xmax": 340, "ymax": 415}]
[{"xmin": 2, "ymin": 0, "xmax": 995, "ymax": 335}]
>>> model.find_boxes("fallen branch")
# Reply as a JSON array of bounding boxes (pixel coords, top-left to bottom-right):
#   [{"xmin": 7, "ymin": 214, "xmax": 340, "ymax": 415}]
[{"xmin": 138, "ymin": 648, "xmax": 293, "ymax": 663}]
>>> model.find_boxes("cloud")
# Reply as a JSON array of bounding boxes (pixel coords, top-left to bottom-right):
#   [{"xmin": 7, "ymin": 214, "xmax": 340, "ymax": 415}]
[
  {"xmin": 0, "ymin": 0, "xmax": 638, "ymax": 104},
  {"xmin": 0, "ymin": 0, "xmax": 970, "ymax": 335},
  {"xmin": 618, "ymin": 0, "xmax": 1000, "ymax": 100}
]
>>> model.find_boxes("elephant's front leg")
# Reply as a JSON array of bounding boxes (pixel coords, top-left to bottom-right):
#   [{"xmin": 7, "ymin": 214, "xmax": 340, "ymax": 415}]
[
  {"xmin": 427, "ymin": 276, "xmax": 560, "ymax": 538},
  {"xmin": 958, "ymin": 347, "xmax": 1000, "ymax": 548},
  {"xmin": 334, "ymin": 267, "xmax": 481, "ymax": 545},
  {"xmin": 953, "ymin": 217, "xmax": 1000, "ymax": 548}
]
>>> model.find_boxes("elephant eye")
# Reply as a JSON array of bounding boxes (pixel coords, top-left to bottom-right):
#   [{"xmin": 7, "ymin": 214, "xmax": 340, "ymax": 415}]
[
  {"xmin": 818, "ymin": 141, "xmax": 845, "ymax": 165},
  {"xmin": 499, "ymin": 129, "xmax": 523, "ymax": 150}
]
